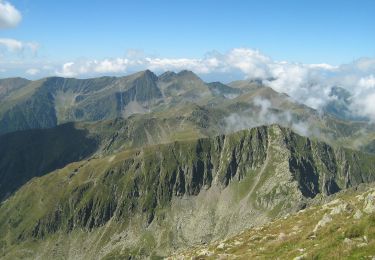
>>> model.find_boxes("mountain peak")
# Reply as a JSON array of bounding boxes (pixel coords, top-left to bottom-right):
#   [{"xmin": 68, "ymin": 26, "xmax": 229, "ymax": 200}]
[
  {"xmin": 158, "ymin": 71, "xmax": 177, "ymax": 81},
  {"xmin": 177, "ymin": 69, "xmax": 197, "ymax": 76},
  {"xmin": 127, "ymin": 69, "xmax": 158, "ymax": 82},
  {"xmin": 140, "ymin": 69, "xmax": 158, "ymax": 79},
  {"xmin": 176, "ymin": 70, "xmax": 203, "ymax": 82}
]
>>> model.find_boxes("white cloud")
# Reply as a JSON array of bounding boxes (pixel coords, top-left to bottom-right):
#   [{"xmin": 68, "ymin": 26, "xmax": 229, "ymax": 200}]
[
  {"xmin": 56, "ymin": 58, "xmax": 130, "ymax": 77},
  {"xmin": 26, "ymin": 42, "xmax": 39, "ymax": 54},
  {"xmin": 358, "ymin": 75, "xmax": 375, "ymax": 89},
  {"xmin": 0, "ymin": 38, "xmax": 39, "ymax": 54},
  {"xmin": 224, "ymin": 97, "xmax": 315, "ymax": 137},
  {"xmin": 0, "ymin": 0, "xmax": 21, "ymax": 29},
  {"xmin": 94, "ymin": 58, "xmax": 129, "ymax": 73},
  {"xmin": 146, "ymin": 57, "xmax": 221, "ymax": 74},
  {"xmin": 352, "ymin": 58, "xmax": 375, "ymax": 72},
  {"xmin": 26, "ymin": 68, "xmax": 40, "ymax": 75},
  {"xmin": 57, "ymin": 62, "xmax": 82, "ymax": 77},
  {"xmin": 225, "ymin": 48, "xmax": 272, "ymax": 78},
  {"xmin": 308, "ymin": 63, "xmax": 338, "ymax": 70},
  {"xmin": 350, "ymin": 75, "xmax": 375, "ymax": 120},
  {"xmin": 0, "ymin": 38, "xmax": 22, "ymax": 51}
]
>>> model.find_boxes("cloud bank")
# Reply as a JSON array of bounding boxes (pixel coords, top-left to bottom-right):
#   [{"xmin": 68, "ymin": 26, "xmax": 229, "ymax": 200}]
[
  {"xmin": 52, "ymin": 49, "xmax": 375, "ymax": 121},
  {"xmin": 224, "ymin": 97, "xmax": 316, "ymax": 137},
  {"xmin": 0, "ymin": 0, "xmax": 21, "ymax": 28},
  {"xmin": 0, "ymin": 38, "xmax": 38, "ymax": 53},
  {"xmin": 1, "ymin": 47, "xmax": 374, "ymax": 121}
]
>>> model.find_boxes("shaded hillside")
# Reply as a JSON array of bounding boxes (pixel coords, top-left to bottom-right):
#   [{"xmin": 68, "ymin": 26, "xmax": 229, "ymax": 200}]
[{"xmin": 0, "ymin": 123, "xmax": 98, "ymax": 201}]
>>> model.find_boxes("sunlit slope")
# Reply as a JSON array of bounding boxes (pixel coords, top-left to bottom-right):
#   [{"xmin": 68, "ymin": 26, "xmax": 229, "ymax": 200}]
[{"xmin": 171, "ymin": 184, "xmax": 375, "ymax": 259}]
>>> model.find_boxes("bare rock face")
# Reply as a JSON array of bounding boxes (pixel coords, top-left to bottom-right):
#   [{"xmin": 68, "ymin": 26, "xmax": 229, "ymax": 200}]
[
  {"xmin": 363, "ymin": 191, "xmax": 375, "ymax": 213},
  {"xmin": 313, "ymin": 214, "xmax": 333, "ymax": 233}
]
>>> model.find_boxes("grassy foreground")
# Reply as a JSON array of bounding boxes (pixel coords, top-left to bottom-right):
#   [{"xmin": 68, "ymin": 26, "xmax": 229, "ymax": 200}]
[{"xmin": 168, "ymin": 184, "xmax": 375, "ymax": 259}]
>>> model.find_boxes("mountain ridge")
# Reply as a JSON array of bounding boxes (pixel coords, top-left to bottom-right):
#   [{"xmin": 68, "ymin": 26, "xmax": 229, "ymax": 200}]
[
  {"xmin": 1, "ymin": 125, "xmax": 375, "ymax": 258},
  {"xmin": 0, "ymin": 70, "xmax": 215, "ymax": 134}
]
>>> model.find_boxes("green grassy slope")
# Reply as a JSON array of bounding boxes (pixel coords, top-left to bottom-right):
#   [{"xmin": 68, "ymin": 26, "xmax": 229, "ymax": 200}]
[{"xmin": 171, "ymin": 184, "xmax": 375, "ymax": 259}]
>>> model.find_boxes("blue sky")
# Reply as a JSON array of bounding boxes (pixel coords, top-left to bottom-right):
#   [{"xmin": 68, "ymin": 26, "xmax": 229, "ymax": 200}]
[{"xmin": 0, "ymin": 0, "xmax": 374, "ymax": 79}]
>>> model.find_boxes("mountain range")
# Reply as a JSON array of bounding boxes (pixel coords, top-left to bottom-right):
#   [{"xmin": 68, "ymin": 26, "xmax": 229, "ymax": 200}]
[{"xmin": 0, "ymin": 70, "xmax": 375, "ymax": 259}]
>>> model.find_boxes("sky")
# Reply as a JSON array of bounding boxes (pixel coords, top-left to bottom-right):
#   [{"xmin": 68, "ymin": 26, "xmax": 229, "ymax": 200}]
[
  {"xmin": 0, "ymin": 0, "xmax": 374, "ymax": 77},
  {"xmin": 1, "ymin": 0, "xmax": 375, "ymax": 120}
]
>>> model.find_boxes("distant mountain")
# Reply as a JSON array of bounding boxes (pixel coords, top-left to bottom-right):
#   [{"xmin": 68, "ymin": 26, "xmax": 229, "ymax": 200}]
[
  {"xmin": 1, "ymin": 72, "xmax": 372, "ymax": 140},
  {"xmin": 0, "ymin": 70, "xmax": 229, "ymax": 135},
  {"xmin": 323, "ymin": 86, "xmax": 368, "ymax": 121},
  {"xmin": 207, "ymin": 81, "xmax": 242, "ymax": 99},
  {"xmin": 158, "ymin": 70, "xmax": 214, "ymax": 107},
  {"xmin": 0, "ymin": 71, "xmax": 165, "ymax": 134},
  {"xmin": 1, "ymin": 125, "xmax": 375, "ymax": 259},
  {"xmin": 0, "ymin": 77, "xmax": 30, "ymax": 101}
]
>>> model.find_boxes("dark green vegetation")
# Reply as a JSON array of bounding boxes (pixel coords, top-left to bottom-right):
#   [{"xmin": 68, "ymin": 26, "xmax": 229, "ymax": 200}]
[{"xmin": 1, "ymin": 70, "xmax": 375, "ymax": 259}]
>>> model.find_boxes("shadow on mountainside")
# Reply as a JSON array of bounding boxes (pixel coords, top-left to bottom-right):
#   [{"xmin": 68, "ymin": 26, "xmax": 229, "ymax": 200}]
[{"xmin": 0, "ymin": 122, "xmax": 98, "ymax": 201}]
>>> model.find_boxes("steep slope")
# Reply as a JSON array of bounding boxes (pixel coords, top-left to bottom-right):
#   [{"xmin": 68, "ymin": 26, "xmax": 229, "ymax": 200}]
[
  {"xmin": 171, "ymin": 184, "xmax": 375, "ymax": 259},
  {"xmin": 73, "ymin": 70, "xmax": 162, "ymax": 121},
  {"xmin": 0, "ymin": 125, "xmax": 374, "ymax": 259}
]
